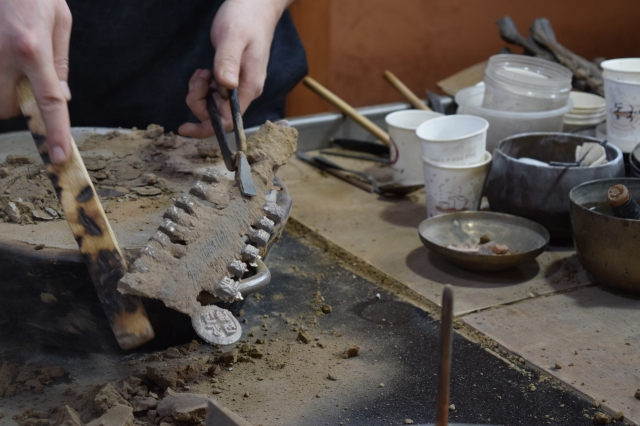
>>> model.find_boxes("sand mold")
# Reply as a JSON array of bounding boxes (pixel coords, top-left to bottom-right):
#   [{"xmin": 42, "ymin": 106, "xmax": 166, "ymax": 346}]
[{"xmin": 118, "ymin": 122, "xmax": 298, "ymax": 318}]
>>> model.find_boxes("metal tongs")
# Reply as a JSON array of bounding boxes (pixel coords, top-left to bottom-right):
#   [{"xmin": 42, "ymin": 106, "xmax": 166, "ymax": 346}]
[{"xmin": 206, "ymin": 86, "xmax": 257, "ymax": 197}]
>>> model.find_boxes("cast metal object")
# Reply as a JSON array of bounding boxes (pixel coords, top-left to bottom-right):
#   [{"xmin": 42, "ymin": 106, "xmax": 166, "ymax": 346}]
[
  {"xmin": 485, "ymin": 132, "xmax": 624, "ymax": 243},
  {"xmin": 570, "ymin": 178, "xmax": 640, "ymax": 293},
  {"xmin": 495, "ymin": 16, "xmax": 556, "ymax": 62},
  {"xmin": 0, "ymin": 127, "xmax": 291, "ymax": 351},
  {"xmin": 496, "ymin": 16, "xmax": 604, "ymax": 95},
  {"xmin": 193, "ymin": 305, "xmax": 243, "ymax": 346},
  {"xmin": 119, "ymin": 171, "xmax": 289, "ymax": 346},
  {"xmin": 530, "ymin": 18, "xmax": 604, "ymax": 96},
  {"xmin": 418, "ymin": 211, "xmax": 549, "ymax": 272}
]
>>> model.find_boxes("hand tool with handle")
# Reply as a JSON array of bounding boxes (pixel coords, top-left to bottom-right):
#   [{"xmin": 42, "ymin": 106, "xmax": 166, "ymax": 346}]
[
  {"xmin": 297, "ymin": 151, "xmax": 423, "ymax": 196},
  {"xmin": 206, "ymin": 86, "xmax": 256, "ymax": 197},
  {"xmin": 383, "ymin": 70, "xmax": 432, "ymax": 111},
  {"xmin": 302, "ymin": 77, "xmax": 427, "ymax": 196},
  {"xmin": 331, "ymin": 137, "xmax": 390, "ymax": 156},
  {"xmin": 17, "ymin": 78, "xmax": 155, "ymax": 350}
]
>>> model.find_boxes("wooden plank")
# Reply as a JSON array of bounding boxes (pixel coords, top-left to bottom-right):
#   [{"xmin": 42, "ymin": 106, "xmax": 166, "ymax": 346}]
[
  {"xmin": 279, "ymin": 157, "xmax": 596, "ymax": 315},
  {"xmin": 462, "ymin": 286, "xmax": 640, "ymax": 425}
]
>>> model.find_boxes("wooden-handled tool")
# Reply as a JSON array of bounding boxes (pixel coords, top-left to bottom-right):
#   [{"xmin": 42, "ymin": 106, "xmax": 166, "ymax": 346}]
[
  {"xmin": 383, "ymin": 70, "xmax": 432, "ymax": 111},
  {"xmin": 303, "ymin": 76, "xmax": 391, "ymax": 146},
  {"xmin": 17, "ymin": 78, "xmax": 155, "ymax": 350}
]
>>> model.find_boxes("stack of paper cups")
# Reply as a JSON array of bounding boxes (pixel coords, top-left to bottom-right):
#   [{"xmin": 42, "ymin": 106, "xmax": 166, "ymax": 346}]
[{"xmin": 416, "ymin": 115, "xmax": 491, "ymax": 217}]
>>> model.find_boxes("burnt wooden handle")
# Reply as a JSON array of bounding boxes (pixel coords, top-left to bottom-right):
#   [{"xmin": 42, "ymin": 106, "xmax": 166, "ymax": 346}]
[
  {"xmin": 303, "ymin": 76, "xmax": 391, "ymax": 146},
  {"xmin": 383, "ymin": 70, "xmax": 431, "ymax": 111},
  {"xmin": 17, "ymin": 78, "xmax": 155, "ymax": 350}
]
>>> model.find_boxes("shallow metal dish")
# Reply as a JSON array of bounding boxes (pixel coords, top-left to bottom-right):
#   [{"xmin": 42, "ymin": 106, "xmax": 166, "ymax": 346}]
[{"xmin": 418, "ymin": 211, "xmax": 550, "ymax": 272}]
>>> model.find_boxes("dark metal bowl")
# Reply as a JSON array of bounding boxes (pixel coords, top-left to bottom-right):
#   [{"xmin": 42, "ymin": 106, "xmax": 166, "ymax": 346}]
[
  {"xmin": 631, "ymin": 143, "xmax": 640, "ymax": 177},
  {"xmin": 418, "ymin": 211, "xmax": 549, "ymax": 272},
  {"xmin": 485, "ymin": 132, "xmax": 624, "ymax": 244},
  {"xmin": 570, "ymin": 177, "xmax": 640, "ymax": 293}
]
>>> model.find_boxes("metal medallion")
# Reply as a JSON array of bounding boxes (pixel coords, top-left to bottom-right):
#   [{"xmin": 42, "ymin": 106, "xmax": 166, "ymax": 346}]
[{"xmin": 192, "ymin": 305, "xmax": 242, "ymax": 346}]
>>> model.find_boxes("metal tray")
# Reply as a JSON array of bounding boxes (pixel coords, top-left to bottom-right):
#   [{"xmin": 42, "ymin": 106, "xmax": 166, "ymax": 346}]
[{"xmin": 0, "ymin": 128, "xmax": 291, "ymax": 352}]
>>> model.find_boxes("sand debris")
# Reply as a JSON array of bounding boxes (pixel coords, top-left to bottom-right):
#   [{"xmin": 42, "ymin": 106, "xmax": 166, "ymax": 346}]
[
  {"xmin": 344, "ymin": 344, "xmax": 360, "ymax": 359},
  {"xmin": 86, "ymin": 404, "xmax": 134, "ymax": 426},
  {"xmin": 593, "ymin": 411, "xmax": 611, "ymax": 424},
  {"xmin": 156, "ymin": 391, "xmax": 208, "ymax": 423},
  {"xmin": 58, "ymin": 406, "xmax": 82, "ymax": 426},
  {"xmin": 94, "ymin": 383, "xmax": 131, "ymax": 412},
  {"xmin": 297, "ymin": 330, "xmax": 312, "ymax": 344}
]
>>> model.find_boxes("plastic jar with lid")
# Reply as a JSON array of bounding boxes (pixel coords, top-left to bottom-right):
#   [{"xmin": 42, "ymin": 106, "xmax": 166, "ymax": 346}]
[{"xmin": 482, "ymin": 54, "xmax": 573, "ymax": 112}]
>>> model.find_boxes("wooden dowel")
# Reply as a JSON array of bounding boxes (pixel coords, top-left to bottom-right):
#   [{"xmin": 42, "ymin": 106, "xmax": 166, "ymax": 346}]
[
  {"xmin": 303, "ymin": 76, "xmax": 391, "ymax": 146},
  {"xmin": 383, "ymin": 70, "xmax": 431, "ymax": 111}
]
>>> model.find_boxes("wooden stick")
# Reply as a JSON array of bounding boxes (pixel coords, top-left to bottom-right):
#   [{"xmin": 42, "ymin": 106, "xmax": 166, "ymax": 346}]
[
  {"xmin": 435, "ymin": 285, "xmax": 454, "ymax": 426},
  {"xmin": 383, "ymin": 70, "xmax": 431, "ymax": 111},
  {"xmin": 303, "ymin": 76, "xmax": 390, "ymax": 146},
  {"xmin": 17, "ymin": 78, "xmax": 155, "ymax": 350}
]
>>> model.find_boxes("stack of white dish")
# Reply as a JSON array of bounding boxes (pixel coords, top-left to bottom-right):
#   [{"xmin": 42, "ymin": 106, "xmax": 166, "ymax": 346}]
[{"xmin": 563, "ymin": 91, "xmax": 606, "ymax": 130}]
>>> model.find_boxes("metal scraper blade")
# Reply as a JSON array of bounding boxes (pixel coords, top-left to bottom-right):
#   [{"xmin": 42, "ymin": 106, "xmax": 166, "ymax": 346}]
[{"xmin": 235, "ymin": 151, "xmax": 256, "ymax": 197}]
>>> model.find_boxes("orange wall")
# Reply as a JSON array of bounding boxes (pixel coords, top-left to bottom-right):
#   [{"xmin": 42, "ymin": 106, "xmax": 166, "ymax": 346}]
[{"xmin": 286, "ymin": 0, "xmax": 640, "ymax": 117}]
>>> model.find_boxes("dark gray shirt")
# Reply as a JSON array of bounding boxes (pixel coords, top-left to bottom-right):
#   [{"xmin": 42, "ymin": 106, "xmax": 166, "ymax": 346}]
[{"xmin": 0, "ymin": 0, "xmax": 307, "ymax": 133}]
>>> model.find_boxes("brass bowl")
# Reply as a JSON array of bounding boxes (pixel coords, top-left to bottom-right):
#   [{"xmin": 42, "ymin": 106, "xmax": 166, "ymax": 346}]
[
  {"xmin": 570, "ymin": 177, "xmax": 640, "ymax": 293},
  {"xmin": 418, "ymin": 211, "xmax": 549, "ymax": 272}
]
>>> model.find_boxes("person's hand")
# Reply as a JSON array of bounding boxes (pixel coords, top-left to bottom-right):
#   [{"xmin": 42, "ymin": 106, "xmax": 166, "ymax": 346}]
[
  {"xmin": 0, "ymin": 0, "xmax": 72, "ymax": 164},
  {"xmin": 179, "ymin": 0, "xmax": 291, "ymax": 138}
]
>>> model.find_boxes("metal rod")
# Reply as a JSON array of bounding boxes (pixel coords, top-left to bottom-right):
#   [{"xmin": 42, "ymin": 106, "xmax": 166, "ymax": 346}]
[
  {"xmin": 206, "ymin": 90, "xmax": 236, "ymax": 171},
  {"xmin": 435, "ymin": 285, "xmax": 454, "ymax": 426},
  {"xmin": 229, "ymin": 89, "xmax": 248, "ymax": 153}
]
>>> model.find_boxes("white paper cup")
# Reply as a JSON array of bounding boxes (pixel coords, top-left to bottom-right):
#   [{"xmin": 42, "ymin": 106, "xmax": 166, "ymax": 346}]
[
  {"xmin": 416, "ymin": 115, "xmax": 488, "ymax": 165},
  {"xmin": 385, "ymin": 110, "xmax": 444, "ymax": 184},
  {"xmin": 422, "ymin": 151, "xmax": 492, "ymax": 218},
  {"xmin": 601, "ymin": 58, "xmax": 640, "ymax": 147}
]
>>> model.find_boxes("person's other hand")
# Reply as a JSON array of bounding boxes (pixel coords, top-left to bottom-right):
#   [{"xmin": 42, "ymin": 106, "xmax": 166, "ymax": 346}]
[
  {"xmin": 0, "ymin": 0, "xmax": 72, "ymax": 164},
  {"xmin": 179, "ymin": 0, "xmax": 291, "ymax": 139}
]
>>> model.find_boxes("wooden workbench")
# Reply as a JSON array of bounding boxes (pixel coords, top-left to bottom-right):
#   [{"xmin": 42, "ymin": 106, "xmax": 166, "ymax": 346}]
[{"xmin": 279, "ymin": 156, "xmax": 640, "ymax": 424}]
